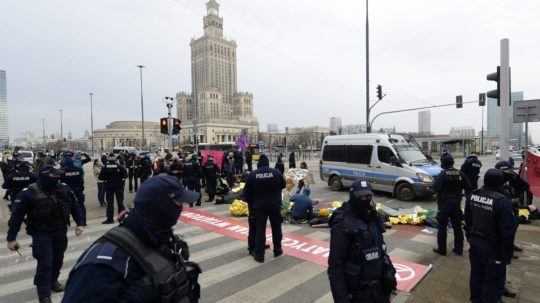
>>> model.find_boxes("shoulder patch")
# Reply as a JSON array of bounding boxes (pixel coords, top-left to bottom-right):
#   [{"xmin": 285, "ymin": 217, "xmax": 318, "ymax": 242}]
[{"xmin": 74, "ymin": 241, "xmax": 130, "ymax": 278}]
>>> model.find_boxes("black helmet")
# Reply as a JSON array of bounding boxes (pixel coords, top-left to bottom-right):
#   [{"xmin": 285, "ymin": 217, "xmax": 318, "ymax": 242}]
[
  {"xmin": 484, "ymin": 168, "xmax": 505, "ymax": 188},
  {"xmin": 440, "ymin": 153, "xmax": 454, "ymax": 169}
]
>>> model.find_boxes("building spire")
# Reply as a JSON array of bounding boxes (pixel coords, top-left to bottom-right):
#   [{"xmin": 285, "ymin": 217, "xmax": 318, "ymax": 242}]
[{"xmin": 206, "ymin": 0, "xmax": 219, "ymax": 16}]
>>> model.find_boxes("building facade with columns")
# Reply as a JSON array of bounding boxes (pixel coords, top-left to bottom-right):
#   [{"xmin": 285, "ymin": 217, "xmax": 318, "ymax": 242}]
[
  {"xmin": 93, "ymin": 121, "xmax": 166, "ymax": 152},
  {"xmin": 177, "ymin": 0, "xmax": 258, "ymax": 145}
]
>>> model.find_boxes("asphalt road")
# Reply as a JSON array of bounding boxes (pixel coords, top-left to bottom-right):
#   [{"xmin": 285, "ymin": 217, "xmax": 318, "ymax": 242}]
[{"xmin": 0, "ymin": 154, "xmax": 504, "ymax": 303}]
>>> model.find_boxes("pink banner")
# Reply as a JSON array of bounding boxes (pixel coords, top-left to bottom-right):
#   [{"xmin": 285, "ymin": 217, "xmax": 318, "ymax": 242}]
[
  {"xmin": 200, "ymin": 150, "xmax": 225, "ymax": 170},
  {"xmin": 180, "ymin": 208, "xmax": 432, "ymax": 292}
]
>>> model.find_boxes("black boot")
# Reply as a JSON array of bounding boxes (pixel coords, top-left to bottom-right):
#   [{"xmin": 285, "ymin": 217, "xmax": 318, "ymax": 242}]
[
  {"xmin": 52, "ymin": 281, "xmax": 64, "ymax": 292},
  {"xmin": 503, "ymin": 288, "xmax": 516, "ymax": 298},
  {"xmin": 39, "ymin": 297, "xmax": 52, "ymax": 303}
]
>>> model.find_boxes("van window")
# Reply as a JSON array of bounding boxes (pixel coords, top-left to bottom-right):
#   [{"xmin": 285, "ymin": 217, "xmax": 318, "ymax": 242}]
[
  {"xmin": 378, "ymin": 146, "xmax": 396, "ymax": 164},
  {"xmin": 348, "ymin": 145, "xmax": 372, "ymax": 164},
  {"xmin": 322, "ymin": 145, "xmax": 347, "ymax": 162}
]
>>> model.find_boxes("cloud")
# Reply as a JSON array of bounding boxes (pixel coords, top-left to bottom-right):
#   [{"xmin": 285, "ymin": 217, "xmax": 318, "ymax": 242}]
[{"xmin": 1, "ymin": 0, "xmax": 539, "ymax": 143}]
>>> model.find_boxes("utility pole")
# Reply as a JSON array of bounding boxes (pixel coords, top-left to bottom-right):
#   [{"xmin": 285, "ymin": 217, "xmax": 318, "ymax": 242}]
[
  {"xmin": 481, "ymin": 105, "xmax": 484, "ymax": 155},
  {"xmin": 365, "ymin": 0, "xmax": 371, "ymax": 133},
  {"xmin": 499, "ymin": 39, "xmax": 511, "ymax": 161},
  {"xmin": 89, "ymin": 92, "xmax": 94, "ymax": 156},
  {"xmin": 137, "ymin": 65, "xmax": 145, "ymax": 150}
]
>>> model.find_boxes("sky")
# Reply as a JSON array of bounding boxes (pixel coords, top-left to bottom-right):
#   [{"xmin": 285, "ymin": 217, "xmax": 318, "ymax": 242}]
[{"xmin": 1, "ymin": 0, "xmax": 540, "ymax": 142}]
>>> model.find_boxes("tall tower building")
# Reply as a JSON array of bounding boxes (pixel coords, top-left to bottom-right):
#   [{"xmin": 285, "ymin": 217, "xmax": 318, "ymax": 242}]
[
  {"xmin": 329, "ymin": 117, "xmax": 342, "ymax": 134},
  {"xmin": 177, "ymin": 0, "xmax": 257, "ymax": 145},
  {"xmin": 190, "ymin": 0, "xmax": 238, "ymax": 120},
  {"xmin": 0, "ymin": 70, "xmax": 8, "ymax": 146},
  {"xmin": 418, "ymin": 111, "xmax": 431, "ymax": 135}
]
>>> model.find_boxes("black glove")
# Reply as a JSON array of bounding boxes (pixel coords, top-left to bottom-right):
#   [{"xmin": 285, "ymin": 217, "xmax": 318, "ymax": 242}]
[{"xmin": 381, "ymin": 257, "xmax": 397, "ymax": 295}]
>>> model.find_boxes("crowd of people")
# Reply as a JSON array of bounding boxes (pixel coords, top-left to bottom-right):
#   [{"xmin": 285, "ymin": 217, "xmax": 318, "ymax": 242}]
[
  {"xmin": 433, "ymin": 152, "xmax": 533, "ymax": 303},
  {"xmin": 1, "ymin": 146, "xmax": 535, "ymax": 303}
]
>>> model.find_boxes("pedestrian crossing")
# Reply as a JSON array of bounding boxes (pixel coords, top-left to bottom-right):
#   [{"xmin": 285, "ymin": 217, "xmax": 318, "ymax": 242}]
[{"xmin": 0, "ymin": 204, "xmax": 443, "ymax": 303}]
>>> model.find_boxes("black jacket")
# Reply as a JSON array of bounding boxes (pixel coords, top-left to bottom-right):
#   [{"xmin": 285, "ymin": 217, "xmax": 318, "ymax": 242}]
[{"xmin": 243, "ymin": 166, "xmax": 285, "ymax": 210}]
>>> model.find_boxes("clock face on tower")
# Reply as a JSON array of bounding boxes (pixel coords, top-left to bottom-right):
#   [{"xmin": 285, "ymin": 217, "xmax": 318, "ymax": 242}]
[{"xmin": 209, "ymin": 8, "xmax": 218, "ymax": 15}]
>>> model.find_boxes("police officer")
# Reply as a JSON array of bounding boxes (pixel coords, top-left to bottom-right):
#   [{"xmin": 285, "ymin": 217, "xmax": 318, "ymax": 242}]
[
  {"xmin": 433, "ymin": 153, "xmax": 471, "ymax": 256},
  {"xmin": 168, "ymin": 158, "xmax": 184, "ymax": 182},
  {"xmin": 328, "ymin": 180, "xmax": 397, "ymax": 303},
  {"xmin": 465, "ymin": 169, "xmax": 516, "ymax": 303},
  {"xmin": 7, "ymin": 165, "xmax": 84, "ymax": 303},
  {"xmin": 99, "ymin": 154, "xmax": 128, "ymax": 224},
  {"xmin": 3, "ymin": 155, "xmax": 36, "ymax": 210},
  {"xmin": 138, "ymin": 154, "xmax": 153, "ymax": 184},
  {"xmin": 243, "ymin": 154, "xmax": 285, "ymax": 263},
  {"xmin": 461, "ymin": 153, "xmax": 482, "ymax": 193},
  {"xmin": 203, "ymin": 156, "xmax": 218, "ymax": 202},
  {"xmin": 183, "ymin": 155, "xmax": 202, "ymax": 207},
  {"xmin": 62, "ymin": 175, "xmax": 202, "ymax": 303},
  {"xmin": 126, "ymin": 152, "xmax": 138, "ymax": 193},
  {"xmin": 61, "ymin": 155, "xmax": 87, "ymax": 226}
]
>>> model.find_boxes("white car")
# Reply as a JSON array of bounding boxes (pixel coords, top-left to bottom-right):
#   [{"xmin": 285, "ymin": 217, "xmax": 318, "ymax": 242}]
[{"xmin": 18, "ymin": 150, "xmax": 34, "ymax": 165}]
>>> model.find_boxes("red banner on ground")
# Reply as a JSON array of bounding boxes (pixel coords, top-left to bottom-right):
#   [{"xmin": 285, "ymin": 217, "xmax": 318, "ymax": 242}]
[{"xmin": 180, "ymin": 208, "xmax": 432, "ymax": 292}]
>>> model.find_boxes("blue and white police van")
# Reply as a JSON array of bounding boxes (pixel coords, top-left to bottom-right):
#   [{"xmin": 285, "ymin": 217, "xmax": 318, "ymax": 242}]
[{"xmin": 320, "ymin": 134, "xmax": 442, "ymax": 201}]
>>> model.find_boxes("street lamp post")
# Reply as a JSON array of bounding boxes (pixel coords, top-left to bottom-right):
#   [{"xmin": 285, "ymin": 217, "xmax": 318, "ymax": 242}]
[
  {"xmin": 365, "ymin": 0, "xmax": 371, "ymax": 133},
  {"xmin": 137, "ymin": 65, "xmax": 145, "ymax": 150},
  {"xmin": 164, "ymin": 96, "xmax": 174, "ymax": 150},
  {"xmin": 59, "ymin": 109, "xmax": 63, "ymax": 142},
  {"xmin": 89, "ymin": 92, "xmax": 95, "ymax": 156}
]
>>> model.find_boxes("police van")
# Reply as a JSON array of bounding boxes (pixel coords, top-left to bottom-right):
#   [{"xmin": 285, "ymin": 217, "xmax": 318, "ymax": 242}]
[{"xmin": 320, "ymin": 134, "xmax": 441, "ymax": 201}]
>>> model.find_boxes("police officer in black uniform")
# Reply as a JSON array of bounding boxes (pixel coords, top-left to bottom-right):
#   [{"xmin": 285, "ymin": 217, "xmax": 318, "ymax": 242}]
[
  {"xmin": 138, "ymin": 155, "xmax": 153, "ymax": 184},
  {"xmin": 61, "ymin": 155, "xmax": 87, "ymax": 226},
  {"xmin": 183, "ymin": 155, "xmax": 202, "ymax": 207},
  {"xmin": 168, "ymin": 158, "xmax": 184, "ymax": 182},
  {"xmin": 328, "ymin": 180, "xmax": 397, "ymax": 303},
  {"xmin": 243, "ymin": 154, "xmax": 285, "ymax": 263},
  {"xmin": 3, "ymin": 155, "xmax": 36, "ymax": 210},
  {"xmin": 62, "ymin": 175, "xmax": 202, "ymax": 303},
  {"xmin": 461, "ymin": 153, "xmax": 482, "ymax": 193},
  {"xmin": 7, "ymin": 165, "xmax": 84, "ymax": 303},
  {"xmin": 127, "ymin": 152, "xmax": 139, "ymax": 193},
  {"xmin": 465, "ymin": 169, "xmax": 516, "ymax": 303},
  {"xmin": 99, "ymin": 154, "xmax": 128, "ymax": 224},
  {"xmin": 433, "ymin": 153, "xmax": 471, "ymax": 256},
  {"xmin": 203, "ymin": 156, "xmax": 218, "ymax": 203}
]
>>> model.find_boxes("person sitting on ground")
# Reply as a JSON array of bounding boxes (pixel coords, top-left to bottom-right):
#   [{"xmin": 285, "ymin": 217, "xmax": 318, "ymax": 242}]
[
  {"xmin": 281, "ymin": 177, "xmax": 296, "ymax": 219},
  {"xmin": 290, "ymin": 190, "xmax": 318, "ymax": 223}
]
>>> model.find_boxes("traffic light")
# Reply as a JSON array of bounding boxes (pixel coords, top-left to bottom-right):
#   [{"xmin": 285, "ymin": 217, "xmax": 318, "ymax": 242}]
[
  {"xmin": 172, "ymin": 119, "xmax": 182, "ymax": 135},
  {"xmin": 376, "ymin": 85, "xmax": 383, "ymax": 100},
  {"xmin": 487, "ymin": 66, "xmax": 500, "ymax": 106},
  {"xmin": 160, "ymin": 118, "xmax": 168, "ymax": 135},
  {"xmin": 456, "ymin": 95, "xmax": 463, "ymax": 108},
  {"xmin": 479, "ymin": 93, "xmax": 486, "ymax": 107}
]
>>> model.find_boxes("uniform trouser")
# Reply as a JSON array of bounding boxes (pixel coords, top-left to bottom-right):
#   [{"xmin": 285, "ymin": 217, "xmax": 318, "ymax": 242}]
[
  {"xmin": 247, "ymin": 205, "xmax": 256, "ymax": 253},
  {"xmin": 469, "ymin": 244, "xmax": 504, "ymax": 303},
  {"xmin": 73, "ymin": 189, "xmax": 86, "ymax": 226},
  {"xmin": 254, "ymin": 207, "xmax": 282, "ymax": 258},
  {"xmin": 206, "ymin": 180, "xmax": 217, "ymax": 201},
  {"xmin": 97, "ymin": 182, "xmax": 105, "ymax": 205},
  {"xmin": 437, "ymin": 201, "xmax": 464, "ymax": 254},
  {"xmin": 32, "ymin": 231, "xmax": 68, "ymax": 300},
  {"xmin": 128, "ymin": 169, "xmax": 138, "ymax": 192},
  {"xmin": 105, "ymin": 189, "xmax": 125, "ymax": 221},
  {"xmin": 350, "ymin": 285, "xmax": 391, "ymax": 303},
  {"xmin": 186, "ymin": 181, "xmax": 202, "ymax": 204}
]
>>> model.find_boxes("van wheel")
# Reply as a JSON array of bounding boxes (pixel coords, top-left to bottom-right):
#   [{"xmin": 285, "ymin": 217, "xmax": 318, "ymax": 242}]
[
  {"xmin": 396, "ymin": 183, "xmax": 415, "ymax": 201},
  {"xmin": 329, "ymin": 176, "xmax": 343, "ymax": 191}
]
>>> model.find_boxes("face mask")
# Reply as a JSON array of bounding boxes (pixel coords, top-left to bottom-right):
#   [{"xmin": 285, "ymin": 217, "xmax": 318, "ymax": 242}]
[
  {"xmin": 349, "ymin": 192, "xmax": 372, "ymax": 213},
  {"xmin": 39, "ymin": 174, "xmax": 60, "ymax": 191}
]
